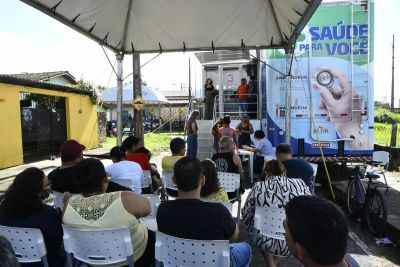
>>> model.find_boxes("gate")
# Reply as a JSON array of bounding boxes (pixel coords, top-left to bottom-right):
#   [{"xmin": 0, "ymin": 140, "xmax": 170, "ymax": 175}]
[{"xmin": 20, "ymin": 93, "xmax": 67, "ymax": 163}]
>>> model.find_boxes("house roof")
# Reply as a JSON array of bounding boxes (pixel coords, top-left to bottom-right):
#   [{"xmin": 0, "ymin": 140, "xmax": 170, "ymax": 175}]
[
  {"xmin": 161, "ymin": 90, "xmax": 190, "ymax": 99},
  {"xmin": 0, "ymin": 75, "xmax": 91, "ymax": 96},
  {"xmin": 102, "ymin": 83, "xmax": 170, "ymax": 104},
  {"xmin": 6, "ymin": 71, "xmax": 77, "ymax": 85}
]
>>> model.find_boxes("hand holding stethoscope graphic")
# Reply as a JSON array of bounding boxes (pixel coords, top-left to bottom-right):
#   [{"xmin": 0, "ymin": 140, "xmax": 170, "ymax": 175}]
[{"xmin": 312, "ymin": 67, "xmax": 367, "ymax": 149}]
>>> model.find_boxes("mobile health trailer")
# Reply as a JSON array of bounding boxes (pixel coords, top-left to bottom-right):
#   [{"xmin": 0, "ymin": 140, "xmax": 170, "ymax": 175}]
[{"xmin": 261, "ymin": 0, "xmax": 374, "ymax": 160}]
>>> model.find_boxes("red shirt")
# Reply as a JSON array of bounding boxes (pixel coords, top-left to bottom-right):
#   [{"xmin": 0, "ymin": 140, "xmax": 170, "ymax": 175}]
[
  {"xmin": 126, "ymin": 153, "xmax": 151, "ymax": 170},
  {"xmin": 237, "ymin": 84, "xmax": 248, "ymax": 100}
]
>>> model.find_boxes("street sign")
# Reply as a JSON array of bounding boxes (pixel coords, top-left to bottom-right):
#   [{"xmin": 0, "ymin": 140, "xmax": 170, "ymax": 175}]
[
  {"xmin": 149, "ymin": 106, "xmax": 155, "ymax": 114},
  {"xmin": 132, "ymin": 96, "xmax": 146, "ymax": 111}
]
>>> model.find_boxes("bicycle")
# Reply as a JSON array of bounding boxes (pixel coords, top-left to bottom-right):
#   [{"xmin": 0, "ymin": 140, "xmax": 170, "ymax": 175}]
[{"xmin": 346, "ymin": 163, "xmax": 389, "ymax": 237}]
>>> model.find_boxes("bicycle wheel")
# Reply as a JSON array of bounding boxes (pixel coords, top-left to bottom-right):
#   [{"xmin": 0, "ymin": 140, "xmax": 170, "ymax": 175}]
[
  {"xmin": 346, "ymin": 179, "xmax": 362, "ymax": 217},
  {"xmin": 365, "ymin": 189, "xmax": 388, "ymax": 237}
]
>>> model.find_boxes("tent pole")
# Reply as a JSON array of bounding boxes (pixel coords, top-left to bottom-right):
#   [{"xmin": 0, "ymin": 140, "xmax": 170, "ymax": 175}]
[
  {"xmin": 285, "ymin": 47, "xmax": 294, "ymax": 144},
  {"xmin": 158, "ymin": 103, "xmax": 161, "ymax": 133},
  {"xmin": 133, "ymin": 52, "xmax": 144, "ymax": 144},
  {"xmin": 169, "ymin": 104, "xmax": 172, "ymax": 133},
  {"xmin": 116, "ymin": 52, "xmax": 124, "ymax": 146}
]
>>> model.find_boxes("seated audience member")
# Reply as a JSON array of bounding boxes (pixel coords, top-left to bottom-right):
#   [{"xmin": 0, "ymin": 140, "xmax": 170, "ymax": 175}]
[
  {"xmin": 242, "ymin": 160, "xmax": 310, "ymax": 267},
  {"xmin": 212, "ymin": 136, "xmax": 244, "ymax": 182},
  {"xmin": 161, "ymin": 137, "xmax": 186, "ymax": 172},
  {"xmin": 0, "ymin": 168, "xmax": 66, "ymax": 267},
  {"xmin": 284, "ymin": 196, "xmax": 360, "ymax": 267},
  {"xmin": 242, "ymin": 130, "xmax": 275, "ymax": 174},
  {"xmin": 0, "ymin": 236, "xmax": 19, "ymax": 267},
  {"xmin": 62, "ymin": 158, "xmax": 154, "ymax": 267},
  {"xmin": 275, "ymin": 143, "xmax": 314, "ymax": 187},
  {"xmin": 135, "ymin": 147, "xmax": 162, "ymax": 193},
  {"xmin": 106, "ymin": 146, "xmax": 143, "ymax": 193},
  {"xmin": 211, "ymin": 118, "xmax": 223, "ymax": 153},
  {"xmin": 48, "ymin": 139, "xmax": 128, "ymax": 193},
  {"xmin": 200, "ymin": 159, "xmax": 229, "ymax": 202},
  {"xmin": 156, "ymin": 157, "xmax": 252, "ymax": 267},
  {"xmin": 218, "ymin": 115, "xmax": 237, "ymax": 144}
]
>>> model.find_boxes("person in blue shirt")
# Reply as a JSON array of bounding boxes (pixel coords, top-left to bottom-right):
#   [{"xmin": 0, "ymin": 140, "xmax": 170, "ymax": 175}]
[
  {"xmin": 242, "ymin": 130, "xmax": 275, "ymax": 174},
  {"xmin": 275, "ymin": 143, "xmax": 314, "ymax": 188}
]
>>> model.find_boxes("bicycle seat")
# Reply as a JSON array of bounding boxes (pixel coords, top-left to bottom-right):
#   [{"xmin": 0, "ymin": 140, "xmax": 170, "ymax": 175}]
[{"xmin": 365, "ymin": 172, "xmax": 380, "ymax": 179}]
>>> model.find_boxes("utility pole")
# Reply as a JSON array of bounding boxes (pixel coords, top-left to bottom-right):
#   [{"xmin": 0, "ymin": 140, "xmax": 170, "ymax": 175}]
[
  {"xmin": 188, "ymin": 58, "xmax": 192, "ymax": 110},
  {"xmin": 391, "ymin": 34, "xmax": 395, "ymax": 112}
]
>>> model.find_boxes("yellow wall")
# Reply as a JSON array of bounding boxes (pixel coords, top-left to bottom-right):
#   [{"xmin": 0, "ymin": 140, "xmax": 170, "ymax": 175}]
[{"xmin": 0, "ymin": 82, "xmax": 98, "ymax": 169}]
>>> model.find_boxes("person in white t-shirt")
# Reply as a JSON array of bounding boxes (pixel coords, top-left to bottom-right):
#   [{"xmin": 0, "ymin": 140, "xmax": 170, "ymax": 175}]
[{"xmin": 106, "ymin": 146, "xmax": 143, "ymax": 193}]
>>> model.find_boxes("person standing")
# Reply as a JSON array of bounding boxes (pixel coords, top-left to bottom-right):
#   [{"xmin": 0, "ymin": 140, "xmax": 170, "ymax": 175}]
[
  {"xmin": 236, "ymin": 114, "xmax": 254, "ymax": 148},
  {"xmin": 186, "ymin": 110, "xmax": 199, "ymax": 157},
  {"xmin": 218, "ymin": 115, "xmax": 237, "ymax": 146},
  {"xmin": 211, "ymin": 118, "xmax": 223, "ymax": 153},
  {"xmin": 248, "ymin": 75, "xmax": 258, "ymax": 118},
  {"xmin": 237, "ymin": 78, "xmax": 249, "ymax": 115},
  {"xmin": 204, "ymin": 78, "xmax": 216, "ymax": 120}
]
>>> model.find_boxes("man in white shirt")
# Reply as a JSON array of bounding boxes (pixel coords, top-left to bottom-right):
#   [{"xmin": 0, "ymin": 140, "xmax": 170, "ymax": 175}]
[{"xmin": 106, "ymin": 146, "xmax": 144, "ymax": 193}]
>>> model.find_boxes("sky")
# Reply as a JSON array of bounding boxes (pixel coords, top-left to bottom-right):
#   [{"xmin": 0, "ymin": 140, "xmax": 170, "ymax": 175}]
[{"xmin": 0, "ymin": 0, "xmax": 399, "ymax": 102}]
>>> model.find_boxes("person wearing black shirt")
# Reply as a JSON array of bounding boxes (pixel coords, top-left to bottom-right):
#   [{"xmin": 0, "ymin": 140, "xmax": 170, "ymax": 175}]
[
  {"xmin": 275, "ymin": 143, "xmax": 314, "ymax": 188},
  {"xmin": 48, "ymin": 139, "xmax": 128, "ymax": 194},
  {"xmin": 156, "ymin": 157, "xmax": 251, "ymax": 267}
]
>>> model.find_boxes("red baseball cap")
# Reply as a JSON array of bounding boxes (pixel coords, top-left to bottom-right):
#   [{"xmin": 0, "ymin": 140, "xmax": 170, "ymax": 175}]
[{"xmin": 60, "ymin": 140, "xmax": 86, "ymax": 161}]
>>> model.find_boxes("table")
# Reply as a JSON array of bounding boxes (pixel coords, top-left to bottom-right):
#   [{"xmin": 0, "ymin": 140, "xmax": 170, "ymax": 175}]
[{"xmin": 237, "ymin": 149, "xmax": 254, "ymax": 183}]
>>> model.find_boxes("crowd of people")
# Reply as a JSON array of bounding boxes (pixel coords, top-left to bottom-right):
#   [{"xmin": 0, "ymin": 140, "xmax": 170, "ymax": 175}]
[{"xmin": 0, "ymin": 131, "xmax": 359, "ymax": 267}]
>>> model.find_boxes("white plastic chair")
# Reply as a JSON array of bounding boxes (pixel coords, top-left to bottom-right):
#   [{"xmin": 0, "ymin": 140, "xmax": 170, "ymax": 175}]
[
  {"xmin": 142, "ymin": 170, "xmax": 154, "ymax": 191},
  {"xmin": 52, "ymin": 190, "xmax": 65, "ymax": 210},
  {"xmin": 252, "ymin": 206, "xmax": 286, "ymax": 245},
  {"xmin": 62, "ymin": 225, "xmax": 135, "ymax": 267},
  {"xmin": 161, "ymin": 172, "xmax": 177, "ymax": 197},
  {"xmin": 309, "ymin": 163, "xmax": 319, "ymax": 196},
  {"xmin": 141, "ymin": 194, "xmax": 161, "ymax": 219},
  {"xmin": 155, "ymin": 231, "xmax": 230, "ymax": 267},
  {"xmin": 366, "ymin": 151, "xmax": 390, "ymax": 185},
  {"xmin": 218, "ymin": 172, "xmax": 241, "ymax": 223},
  {"xmin": 0, "ymin": 225, "xmax": 49, "ymax": 267}
]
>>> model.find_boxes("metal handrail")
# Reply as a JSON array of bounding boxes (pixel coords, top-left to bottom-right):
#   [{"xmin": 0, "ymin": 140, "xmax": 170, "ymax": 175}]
[{"xmin": 212, "ymin": 93, "xmax": 259, "ymax": 120}]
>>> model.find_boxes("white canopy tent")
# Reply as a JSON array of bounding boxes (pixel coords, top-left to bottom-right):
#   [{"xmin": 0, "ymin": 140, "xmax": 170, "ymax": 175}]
[{"xmin": 20, "ymin": 0, "xmax": 322, "ymax": 144}]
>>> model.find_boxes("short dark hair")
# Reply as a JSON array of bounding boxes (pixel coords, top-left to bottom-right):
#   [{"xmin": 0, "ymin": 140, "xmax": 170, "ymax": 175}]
[
  {"xmin": 222, "ymin": 115, "xmax": 231, "ymax": 125},
  {"xmin": 254, "ymin": 130, "xmax": 265, "ymax": 139},
  {"xmin": 173, "ymin": 157, "xmax": 202, "ymax": 192},
  {"xmin": 110, "ymin": 146, "xmax": 124, "ymax": 161},
  {"xmin": 285, "ymin": 196, "xmax": 349, "ymax": 265},
  {"xmin": 200, "ymin": 159, "xmax": 220, "ymax": 197},
  {"xmin": 75, "ymin": 158, "xmax": 107, "ymax": 194},
  {"xmin": 0, "ymin": 236, "xmax": 19, "ymax": 267},
  {"xmin": 170, "ymin": 138, "xmax": 186, "ymax": 155},
  {"xmin": 276, "ymin": 143, "xmax": 292, "ymax": 154}
]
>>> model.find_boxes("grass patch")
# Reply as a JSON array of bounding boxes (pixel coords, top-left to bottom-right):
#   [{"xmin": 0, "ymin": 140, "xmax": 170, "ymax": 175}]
[
  {"xmin": 101, "ymin": 132, "xmax": 183, "ymax": 156},
  {"xmin": 374, "ymin": 123, "xmax": 400, "ymax": 147}
]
